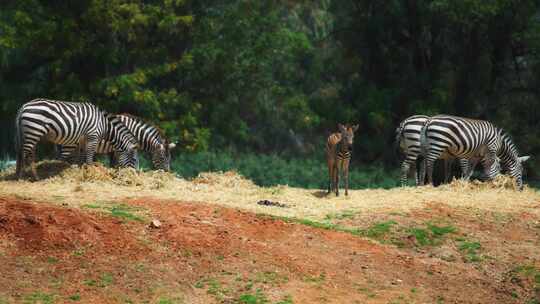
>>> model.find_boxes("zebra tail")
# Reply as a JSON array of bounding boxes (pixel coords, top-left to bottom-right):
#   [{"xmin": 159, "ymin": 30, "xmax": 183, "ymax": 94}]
[
  {"xmin": 14, "ymin": 107, "xmax": 24, "ymax": 166},
  {"xmin": 419, "ymin": 118, "xmax": 430, "ymax": 158}
]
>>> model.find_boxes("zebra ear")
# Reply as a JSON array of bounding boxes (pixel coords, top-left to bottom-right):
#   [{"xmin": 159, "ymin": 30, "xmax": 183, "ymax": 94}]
[
  {"xmin": 352, "ymin": 124, "xmax": 359, "ymax": 132},
  {"xmin": 338, "ymin": 124, "xmax": 346, "ymax": 132},
  {"xmin": 519, "ymin": 156, "xmax": 531, "ymax": 163}
]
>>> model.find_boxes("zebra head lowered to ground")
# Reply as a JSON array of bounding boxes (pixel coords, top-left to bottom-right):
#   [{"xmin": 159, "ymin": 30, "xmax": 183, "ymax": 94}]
[
  {"xmin": 116, "ymin": 114, "xmax": 176, "ymax": 171},
  {"xmin": 497, "ymin": 129, "xmax": 530, "ymax": 190}
]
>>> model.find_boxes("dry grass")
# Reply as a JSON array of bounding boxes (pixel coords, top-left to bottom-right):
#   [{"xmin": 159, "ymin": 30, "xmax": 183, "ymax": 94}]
[{"xmin": 0, "ymin": 160, "xmax": 539, "ymax": 221}]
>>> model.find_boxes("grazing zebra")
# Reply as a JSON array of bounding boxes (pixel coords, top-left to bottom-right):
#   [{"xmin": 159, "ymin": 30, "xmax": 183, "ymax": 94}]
[
  {"xmin": 419, "ymin": 115, "xmax": 504, "ymax": 187},
  {"xmin": 57, "ymin": 114, "xmax": 176, "ymax": 171},
  {"xmin": 326, "ymin": 123, "xmax": 359, "ymax": 196},
  {"xmin": 497, "ymin": 129, "xmax": 530, "ymax": 190},
  {"xmin": 14, "ymin": 98, "xmax": 139, "ymax": 180},
  {"xmin": 396, "ymin": 115, "xmax": 473, "ymax": 186}
]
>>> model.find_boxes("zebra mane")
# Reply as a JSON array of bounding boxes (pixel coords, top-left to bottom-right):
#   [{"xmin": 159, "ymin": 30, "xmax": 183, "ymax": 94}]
[
  {"xmin": 497, "ymin": 128, "xmax": 520, "ymax": 159},
  {"xmin": 117, "ymin": 113, "xmax": 169, "ymax": 144}
]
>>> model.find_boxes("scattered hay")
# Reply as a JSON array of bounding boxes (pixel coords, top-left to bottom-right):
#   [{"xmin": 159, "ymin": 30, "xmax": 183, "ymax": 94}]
[
  {"xmin": 44, "ymin": 162, "xmax": 177, "ymax": 189},
  {"xmin": 192, "ymin": 171, "xmax": 256, "ymax": 189},
  {"xmin": 441, "ymin": 175, "xmax": 520, "ymax": 191}
]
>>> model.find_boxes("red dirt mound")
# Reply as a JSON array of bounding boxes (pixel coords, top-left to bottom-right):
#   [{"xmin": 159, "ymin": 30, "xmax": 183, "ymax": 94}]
[{"xmin": 0, "ymin": 197, "xmax": 137, "ymax": 253}]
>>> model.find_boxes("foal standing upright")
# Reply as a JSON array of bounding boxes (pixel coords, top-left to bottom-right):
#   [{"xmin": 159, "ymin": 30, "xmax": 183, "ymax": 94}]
[{"xmin": 326, "ymin": 124, "xmax": 359, "ymax": 196}]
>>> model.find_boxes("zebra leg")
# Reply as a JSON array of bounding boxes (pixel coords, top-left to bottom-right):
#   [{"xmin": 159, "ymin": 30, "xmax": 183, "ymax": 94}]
[
  {"xmin": 344, "ymin": 158, "xmax": 350, "ymax": 196},
  {"xmin": 327, "ymin": 157, "xmax": 334, "ymax": 194},
  {"xmin": 459, "ymin": 158, "xmax": 474, "ymax": 181},
  {"xmin": 425, "ymin": 158, "xmax": 436, "ymax": 186},
  {"xmin": 29, "ymin": 147, "xmax": 38, "ymax": 181},
  {"xmin": 84, "ymin": 135, "xmax": 99, "ymax": 165},
  {"xmin": 335, "ymin": 161, "xmax": 341, "ymax": 196},
  {"xmin": 443, "ymin": 159, "xmax": 454, "ymax": 184},
  {"xmin": 109, "ymin": 152, "xmax": 117, "ymax": 168},
  {"xmin": 400, "ymin": 160, "xmax": 411, "ymax": 187}
]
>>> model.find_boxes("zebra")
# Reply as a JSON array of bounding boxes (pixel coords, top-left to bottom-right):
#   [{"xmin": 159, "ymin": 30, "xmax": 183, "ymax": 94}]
[
  {"xmin": 14, "ymin": 98, "xmax": 139, "ymax": 180},
  {"xmin": 497, "ymin": 129, "xmax": 530, "ymax": 190},
  {"xmin": 395, "ymin": 115, "xmax": 485, "ymax": 186},
  {"xmin": 419, "ymin": 115, "xmax": 504, "ymax": 187},
  {"xmin": 326, "ymin": 123, "xmax": 359, "ymax": 196},
  {"xmin": 57, "ymin": 114, "xmax": 176, "ymax": 171}
]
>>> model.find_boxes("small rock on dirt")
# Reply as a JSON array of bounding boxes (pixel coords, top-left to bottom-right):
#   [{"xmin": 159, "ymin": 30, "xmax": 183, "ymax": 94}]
[{"xmin": 150, "ymin": 219, "xmax": 162, "ymax": 228}]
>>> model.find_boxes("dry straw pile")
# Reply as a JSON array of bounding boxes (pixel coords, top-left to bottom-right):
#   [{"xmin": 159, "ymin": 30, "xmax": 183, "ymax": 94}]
[{"xmin": 0, "ymin": 160, "xmax": 538, "ymax": 220}]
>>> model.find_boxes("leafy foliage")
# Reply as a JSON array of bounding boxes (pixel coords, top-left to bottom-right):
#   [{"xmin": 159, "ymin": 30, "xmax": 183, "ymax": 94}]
[{"xmin": 1, "ymin": 0, "xmax": 540, "ymax": 179}]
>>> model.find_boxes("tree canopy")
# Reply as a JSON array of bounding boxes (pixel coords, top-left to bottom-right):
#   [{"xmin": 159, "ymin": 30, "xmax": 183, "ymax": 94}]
[{"xmin": 1, "ymin": 0, "xmax": 539, "ymax": 178}]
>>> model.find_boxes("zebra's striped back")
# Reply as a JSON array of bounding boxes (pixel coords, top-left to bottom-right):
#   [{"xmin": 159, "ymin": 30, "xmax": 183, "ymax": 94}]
[
  {"xmin": 15, "ymin": 98, "xmax": 139, "ymax": 178},
  {"xmin": 17, "ymin": 99, "xmax": 106, "ymax": 149},
  {"xmin": 420, "ymin": 115, "xmax": 502, "ymax": 184}
]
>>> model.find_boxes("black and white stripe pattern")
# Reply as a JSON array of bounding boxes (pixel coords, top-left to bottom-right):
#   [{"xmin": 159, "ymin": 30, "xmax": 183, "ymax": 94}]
[
  {"xmin": 14, "ymin": 98, "xmax": 139, "ymax": 179},
  {"xmin": 58, "ymin": 114, "xmax": 176, "ymax": 171},
  {"xmin": 497, "ymin": 129, "xmax": 530, "ymax": 189},
  {"xmin": 396, "ymin": 115, "xmax": 476, "ymax": 186},
  {"xmin": 419, "ymin": 115, "xmax": 502, "ymax": 186}
]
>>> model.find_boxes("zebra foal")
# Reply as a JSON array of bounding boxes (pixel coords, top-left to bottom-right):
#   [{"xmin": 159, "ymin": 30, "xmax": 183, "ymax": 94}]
[
  {"xmin": 15, "ymin": 98, "xmax": 139, "ymax": 180},
  {"xmin": 326, "ymin": 124, "xmax": 359, "ymax": 196},
  {"xmin": 57, "ymin": 114, "xmax": 176, "ymax": 171}
]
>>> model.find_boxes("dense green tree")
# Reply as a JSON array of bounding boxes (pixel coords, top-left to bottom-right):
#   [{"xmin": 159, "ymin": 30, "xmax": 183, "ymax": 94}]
[{"xmin": 1, "ymin": 0, "xmax": 539, "ymax": 180}]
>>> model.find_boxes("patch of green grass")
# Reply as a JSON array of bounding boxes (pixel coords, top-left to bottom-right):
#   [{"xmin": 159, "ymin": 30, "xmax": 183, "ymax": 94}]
[
  {"xmin": 324, "ymin": 210, "xmax": 357, "ymax": 221},
  {"xmin": 157, "ymin": 297, "xmax": 184, "ymax": 304},
  {"xmin": 196, "ymin": 278, "xmax": 229, "ymax": 301},
  {"xmin": 254, "ymin": 271, "xmax": 288, "ymax": 286},
  {"xmin": 408, "ymin": 223, "xmax": 456, "ymax": 247},
  {"xmin": 72, "ymin": 247, "xmax": 86, "ymax": 257},
  {"xmin": 109, "ymin": 204, "xmax": 144, "ymax": 222},
  {"xmin": 23, "ymin": 292, "xmax": 56, "ymax": 304},
  {"xmin": 363, "ymin": 221, "xmax": 397, "ymax": 239},
  {"xmin": 276, "ymin": 295, "xmax": 294, "ymax": 304},
  {"xmin": 99, "ymin": 273, "xmax": 114, "ymax": 287},
  {"xmin": 83, "ymin": 279, "xmax": 97, "ymax": 287},
  {"xmin": 356, "ymin": 286, "xmax": 376, "ymax": 298},
  {"xmin": 82, "ymin": 204, "xmax": 102, "ymax": 209},
  {"xmin": 47, "ymin": 257, "xmax": 59, "ymax": 264},
  {"xmin": 458, "ymin": 241, "xmax": 482, "ymax": 262},
  {"xmin": 303, "ymin": 273, "xmax": 326, "ymax": 284},
  {"xmin": 237, "ymin": 289, "xmax": 269, "ymax": 304},
  {"xmin": 68, "ymin": 294, "xmax": 81, "ymax": 301}
]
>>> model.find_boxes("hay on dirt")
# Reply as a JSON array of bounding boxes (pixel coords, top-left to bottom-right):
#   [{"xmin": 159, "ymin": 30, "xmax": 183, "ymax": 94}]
[
  {"xmin": 440, "ymin": 175, "xmax": 520, "ymax": 191},
  {"xmin": 192, "ymin": 171, "xmax": 256, "ymax": 189},
  {"xmin": 48, "ymin": 163, "xmax": 177, "ymax": 189},
  {"xmin": 0, "ymin": 160, "xmax": 539, "ymax": 222}
]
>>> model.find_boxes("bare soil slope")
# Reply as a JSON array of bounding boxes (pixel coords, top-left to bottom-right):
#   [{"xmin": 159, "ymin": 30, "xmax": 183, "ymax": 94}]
[{"xmin": 0, "ymin": 163, "xmax": 539, "ymax": 303}]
